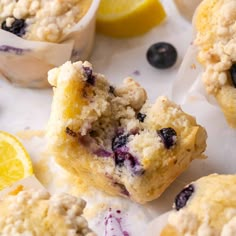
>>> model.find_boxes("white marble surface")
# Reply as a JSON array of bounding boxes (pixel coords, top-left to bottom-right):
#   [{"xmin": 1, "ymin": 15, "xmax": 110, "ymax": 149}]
[{"xmin": 0, "ymin": 1, "xmax": 197, "ymax": 235}]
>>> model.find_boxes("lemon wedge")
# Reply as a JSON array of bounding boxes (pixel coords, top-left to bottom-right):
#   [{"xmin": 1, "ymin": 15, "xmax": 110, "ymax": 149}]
[
  {"xmin": 96, "ymin": 0, "xmax": 166, "ymax": 38},
  {"xmin": 0, "ymin": 131, "xmax": 33, "ymax": 190}
]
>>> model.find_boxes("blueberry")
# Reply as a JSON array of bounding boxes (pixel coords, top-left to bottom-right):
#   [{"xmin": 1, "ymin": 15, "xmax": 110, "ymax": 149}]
[
  {"xmin": 112, "ymin": 134, "xmax": 129, "ymax": 151},
  {"xmin": 174, "ymin": 184, "xmax": 194, "ymax": 211},
  {"xmin": 65, "ymin": 127, "xmax": 77, "ymax": 137},
  {"xmin": 114, "ymin": 150, "xmax": 136, "ymax": 168},
  {"xmin": 83, "ymin": 66, "xmax": 95, "ymax": 85},
  {"xmin": 146, "ymin": 42, "xmax": 177, "ymax": 69},
  {"xmin": 114, "ymin": 150, "xmax": 144, "ymax": 175},
  {"xmin": 112, "ymin": 131, "xmax": 144, "ymax": 175},
  {"xmin": 1, "ymin": 18, "xmax": 26, "ymax": 37},
  {"xmin": 158, "ymin": 127, "xmax": 177, "ymax": 149},
  {"xmin": 0, "ymin": 45, "xmax": 26, "ymax": 55},
  {"xmin": 94, "ymin": 148, "xmax": 112, "ymax": 157},
  {"xmin": 137, "ymin": 112, "xmax": 146, "ymax": 122},
  {"xmin": 109, "ymin": 86, "xmax": 115, "ymax": 94},
  {"xmin": 229, "ymin": 64, "xmax": 236, "ymax": 87}
]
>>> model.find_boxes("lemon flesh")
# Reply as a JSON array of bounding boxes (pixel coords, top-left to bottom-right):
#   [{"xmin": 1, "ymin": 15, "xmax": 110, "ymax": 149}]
[
  {"xmin": 97, "ymin": 0, "xmax": 166, "ymax": 38},
  {"xmin": 0, "ymin": 131, "xmax": 33, "ymax": 190}
]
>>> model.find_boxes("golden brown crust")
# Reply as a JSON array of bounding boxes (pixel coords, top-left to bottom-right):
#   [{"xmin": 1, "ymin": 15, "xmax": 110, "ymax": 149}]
[{"xmin": 160, "ymin": 224, "xmax": 180, "ymax": 236}]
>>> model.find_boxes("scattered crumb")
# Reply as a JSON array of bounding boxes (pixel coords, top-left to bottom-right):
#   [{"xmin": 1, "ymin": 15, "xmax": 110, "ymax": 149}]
[
  {"xmin": 33, "ymin": 152, "xmax": 53, "ymax": 187},
  {"xmin": 190, "ymin": 64, "xmax": 196, "ymax": 70},
  {"xmin": 9, "ymin": 185, "xmax": 24, "ymax": 195},
  {"xmin": 84, "ymin": 203, "xmax": 110, "ymax": 219},
  {"xmin": 61, "ymin": 172, "xmax": 93, "ymax": 197}
]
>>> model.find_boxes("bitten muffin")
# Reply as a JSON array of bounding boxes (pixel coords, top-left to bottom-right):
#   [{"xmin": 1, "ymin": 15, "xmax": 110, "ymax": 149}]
[
  {"xmin": 0, "ymin": 188, "xmax": 95, "ymax": 236},
  {"xmin": 0, "ymin": 0, "xmax": 92, "ymax": 42},
  {"xmin": 46, "ymin": 61, "xmax": 207, "ymax": 204},
  {"xmin": 194, "ymin": 0, "xmax": 236, "ymax": 127},
  {"xmin": 161, "ymin": 174, "xmax": 236, "ymax": 236}
]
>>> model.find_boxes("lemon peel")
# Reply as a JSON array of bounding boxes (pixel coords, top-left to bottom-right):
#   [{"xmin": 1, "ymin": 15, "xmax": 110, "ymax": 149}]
[
  {"xmin": 97, "ymin": 0, "xmax": 166, "ymax": 38},
  {"xmin": 0, "ymin": 131, "xmax": 33, "ymax": 190}
]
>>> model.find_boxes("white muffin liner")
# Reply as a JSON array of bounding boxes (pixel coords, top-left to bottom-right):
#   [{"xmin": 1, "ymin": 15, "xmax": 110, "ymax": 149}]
[
  {"xmin": 0, "ymin": 0, "xmax": 100, "ymax": 88},
  {"xmin": 173, "ymin": 0, "xmax": 202, "ymax": 21},
  {"xmin": 0, "ymin": 175, "xmax": 45, "ymax": 199}
]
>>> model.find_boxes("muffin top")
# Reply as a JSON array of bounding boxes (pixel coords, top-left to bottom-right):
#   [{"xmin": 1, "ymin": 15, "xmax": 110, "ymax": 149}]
[
  {"xmin": 0, "ymin": 0, "xmax": 92, "ymax": 42},
  {"xmin": 162, "ymin": 174, "xmax": 236, "ymax": 236},
  {"xmin": 0, "ymin": 187, "xmax": 95, "ymax": 236},
  {"xmin": 194, "ymin": 0, "xmax": 236, "ymax": 94}
]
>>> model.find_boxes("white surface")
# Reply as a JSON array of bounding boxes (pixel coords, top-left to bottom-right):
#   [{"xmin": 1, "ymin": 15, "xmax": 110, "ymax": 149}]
[
  {"xmin": 0, "ymin": 0, "xmax": 219, "ymax": 235},
  {"xmin": 146, "ymin": 211, "xmax": 170, "ymax": 236}
]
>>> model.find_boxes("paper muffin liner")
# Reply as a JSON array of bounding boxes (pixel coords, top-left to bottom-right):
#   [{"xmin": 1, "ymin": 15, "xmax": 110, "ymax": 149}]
[
  {"xmin": 0, "ymin": 175, "xmax": 45, "ymax": 199},
  {"xmin": 171, "ymin": 44, "xmax": 207, "ymax": 104},
  {"xmin": 0, "ymin": 0, "xmax": 100, "ymax": 88},
  {"xmin": 173, "ymin": 0, "xmax": 202, "ymax": 22},
  {"xmin": 171, "ymin": 1, "xmax": 217, "ymax": 107}
]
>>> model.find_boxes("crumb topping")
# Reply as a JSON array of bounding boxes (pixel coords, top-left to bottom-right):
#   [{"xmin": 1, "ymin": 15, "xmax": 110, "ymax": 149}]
[
  {"xmin": 0, "ymin": 189, "xmax": 95, "ymax": 235},
  {"xmin": 0, "ymin": 0, "xmax": 92, "ymax": 42},
  {"xmin": 167, "ymin": 174, "xmax": 236, "ymax": 236},
  {"xmin": 195, "ymin": 0, "xmax": 236, "ymax": 94}
]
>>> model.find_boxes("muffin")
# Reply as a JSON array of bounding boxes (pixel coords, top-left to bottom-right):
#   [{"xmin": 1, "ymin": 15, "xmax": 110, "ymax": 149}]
[
  {"xmin": 0, "ymin": 0, "xmax": 91, "ymax": 43},
  {"xmin": 194, "ymin": 0, "xmax": 236, "ymax": 127},
  {"xmin": 0, "ymin": 187, "xmax": 95, "ymax": 235},
  {"xmin": 0, "ymin": 0, "xmax": 99, "ymax": 88},
  {"xmin": 161, "ymin": 174, "xmax": 236, "ymax": 236},
  {"xmin": 46, "ymin": 61, "xmax": 207, "ymax": 204}
]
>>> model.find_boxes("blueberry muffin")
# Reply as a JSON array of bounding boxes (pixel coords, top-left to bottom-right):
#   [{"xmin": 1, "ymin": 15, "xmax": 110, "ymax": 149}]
[
  {"xmin": 161, "ymin": 174, "xmax": 236, "ymax": 236},
  {"xmin": 194, "ymin": 0, "xmax": 236, "ymax": 127},
  {"xmin": 0, "ymin": 0, "xmax": 92, "ymax": 43},
  {"xmin": 46, "ymin": 61, "xmax": 207, "ymax": 204},
  {"xmin": 0, "ymin": 187, "xmax": 95, "ymax": 235}
]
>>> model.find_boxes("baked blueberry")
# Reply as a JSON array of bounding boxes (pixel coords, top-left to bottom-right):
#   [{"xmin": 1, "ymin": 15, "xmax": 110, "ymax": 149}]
[
  {"xmin": 114, "ymin": 149, "xmax": 144, "ymax": 175},
  {"xmin": 158, "ymin": 127, "xmax": 177, "ymax": 149},
  {"xmin": 114, "ymin": 150, "xmax": 135, "ymax": 167},
  {"xmin": 83, "ymin": 66, "xmax": 95, "ymax": 85},
  {"xmin": 137, "ymin": 112, "xmax": 146, "ymax": 122},
  {"xmin": 112, "ymin": 134, "xmax": 129, "ymax": 151},
  {"xmin": 65, "ymin": 127, "xmax": 77, "ymax": 137},
  {"xmin": 146, "ymin": 42, "xmax": 177, "ymax": 69},
  {"xmin": 109, "ymin": 86, "xmax": 115, "ymax": 94},
  {"xmin": 174, "ymin": 184, "xmax": 194, "ymax": 211},
  {"xmin": 229, "ymin": 64, "xmax": 236, "ymax": 87},
  {"xmin": 1, "ymin": 18, "xmax": 26, "ymax": 37},
  {"xmin": 94, "ymin": 148, "xmax": 112, "ymax": 157}
]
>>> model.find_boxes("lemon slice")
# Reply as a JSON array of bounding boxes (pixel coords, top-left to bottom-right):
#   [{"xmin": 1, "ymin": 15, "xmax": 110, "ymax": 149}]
[
  {"xmin": 0, "ymin": 131, "xmax": 33, "ymax": 190},
  {"xmin": 96, "ymin": 0, "xmax": 166, "ymax": 38}
]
